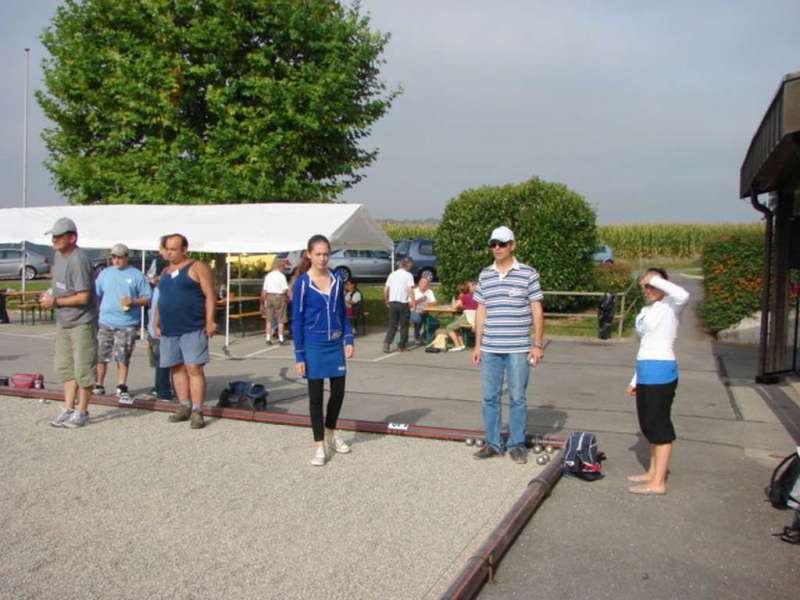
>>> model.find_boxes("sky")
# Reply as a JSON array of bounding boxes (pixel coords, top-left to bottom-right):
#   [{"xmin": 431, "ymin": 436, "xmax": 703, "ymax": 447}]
[{"xmin": 1, "ymin": 1, "xmax": 798, "ymax": 224}]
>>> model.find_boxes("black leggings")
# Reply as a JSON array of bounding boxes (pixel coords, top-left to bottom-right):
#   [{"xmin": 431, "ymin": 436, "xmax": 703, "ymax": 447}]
[{"xmin": 308, "ymin": 376, "xmax": 346, "ymax": 442}]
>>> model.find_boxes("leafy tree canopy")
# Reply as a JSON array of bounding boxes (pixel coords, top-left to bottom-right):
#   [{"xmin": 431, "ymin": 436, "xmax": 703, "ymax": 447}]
[{"xmin": 37, "ymin": 0, "xmax": 398, "ymax": 204}]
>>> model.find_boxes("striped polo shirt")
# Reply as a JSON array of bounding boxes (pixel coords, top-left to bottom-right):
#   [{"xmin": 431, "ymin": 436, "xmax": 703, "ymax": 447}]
[{"xmin": 474, "ymin": 258, "xmax": 544, "ymax": 353}]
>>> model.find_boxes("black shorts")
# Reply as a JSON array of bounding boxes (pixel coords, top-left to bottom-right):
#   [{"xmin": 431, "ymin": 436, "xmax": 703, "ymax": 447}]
[{"xmin": 636, "ymin": 380, "xmax": 678, "ymax": 444}]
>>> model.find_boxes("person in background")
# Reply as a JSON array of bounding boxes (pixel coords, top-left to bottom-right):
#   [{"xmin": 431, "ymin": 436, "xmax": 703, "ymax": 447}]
[
  {"xmin": 40, "ymin": 217, "xmax": 98, "ymax": 429},
  {"xmin": 292, "ymin": 235, "xmax": 354, "ymax": 467},
  {"xmin": 344, "ymin": 279, "xmax": 363, "ymax": 336},
  {"xmin": 626, "ymin": 268, "xmax": 689, "ymax": 495},
  {"xmin": 261, "ymin": 258, "xmax": 290, "ymax": 345},
  {"xmin": 410, "ymin": 275, "xmax": 436, "ymax": 344},
  {"xmin": 382, "ymin": 257, "xmax": 415, "ymax": 353},
  {"xmin": 446, "ymin": 280, "xmax": 478, "ymax": 352},
  {"xmin": 143, "ymin": 237, "xmax": 173, "ymax": 402},
  {"xmin": 93, "ymin": 243, "xmax": 151, "ymax": 403}
]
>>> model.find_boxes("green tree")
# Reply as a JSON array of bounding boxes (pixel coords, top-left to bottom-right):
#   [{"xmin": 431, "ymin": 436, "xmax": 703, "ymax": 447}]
[
  {"xmin": 37, "ymin": 0, "xmax": 398, "ymax": 204},
  {"xmin": 437, "ymin": 177, "xmax": 597, "ymax": 306}
]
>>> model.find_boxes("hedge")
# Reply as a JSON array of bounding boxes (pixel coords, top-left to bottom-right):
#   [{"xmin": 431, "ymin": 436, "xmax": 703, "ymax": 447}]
[
  {"xmin": 436, "ymin": 177, "xmax": 596, "ymax": 307},
  {"xmin": 702, "ymin": 232, "xmax": 764, "ymax": 333}
]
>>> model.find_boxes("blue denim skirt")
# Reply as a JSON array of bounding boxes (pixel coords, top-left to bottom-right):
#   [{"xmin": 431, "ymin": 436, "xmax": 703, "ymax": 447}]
[{"xmin": 305, "ymin": 339, "xmax": 346, "ymax": 380}]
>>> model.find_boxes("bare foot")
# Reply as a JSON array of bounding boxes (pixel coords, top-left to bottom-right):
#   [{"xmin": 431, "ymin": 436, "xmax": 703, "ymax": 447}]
[
  {"xmin": 628, "ymin": 484, "xmax": 667, "ymax": 495},
  {"xmin": 626, "ymin": 473, "xmax": 653, "ymax": 483}
]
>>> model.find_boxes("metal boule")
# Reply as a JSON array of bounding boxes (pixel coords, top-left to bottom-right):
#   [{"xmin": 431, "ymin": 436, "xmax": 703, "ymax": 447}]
[
  {"xmin": 532, "ymin": 443, "xmax": 544, "ymax": 454},
  {"xmin": 545, "ymin": 445, "xmax": 555, "ymax": 454},
  {"xmin": 536, "ymin": 454, "xmax": 550, "ymax": 465},
  {"xmin": 464, "ymin": 438, "xmax": 475, "ymax": 446},
  {"xmin": 475, "ymin": 439, "xmax": 485, "ymax": 448}
]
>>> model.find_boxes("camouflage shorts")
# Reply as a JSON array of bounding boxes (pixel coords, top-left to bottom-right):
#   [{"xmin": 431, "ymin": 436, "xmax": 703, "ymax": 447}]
[{"xmin": 97, "ymin": 325, "xmax": 138, "ymax": 365}]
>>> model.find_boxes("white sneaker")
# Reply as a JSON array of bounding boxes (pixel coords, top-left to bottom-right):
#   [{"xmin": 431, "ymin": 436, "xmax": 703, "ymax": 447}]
[
  {"xmin": 310, "ymin": 446, "xmax": 327, "ymax": 466},
  {"xmin": 450, "ymin": 345, "xmax": 466, "ymax": 352},
  {"xmin": 50, "ymin": 408, "xmax": 74, "ymax": 428},
  {"xmin": 326, "ymin": 430, "xmax": 351, "ymax": 454}
]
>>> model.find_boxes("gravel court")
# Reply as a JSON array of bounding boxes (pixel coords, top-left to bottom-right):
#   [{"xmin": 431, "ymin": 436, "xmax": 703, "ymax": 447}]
[{"xmin": 1, "ymin": 396, "xmax": 549, "ymax": 600}]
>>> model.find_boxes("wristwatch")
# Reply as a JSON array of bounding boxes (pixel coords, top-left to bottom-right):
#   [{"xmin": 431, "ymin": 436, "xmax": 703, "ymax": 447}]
[{"xmin": 533, "ymin": 341, "xmax": 545, "ymax": 350}]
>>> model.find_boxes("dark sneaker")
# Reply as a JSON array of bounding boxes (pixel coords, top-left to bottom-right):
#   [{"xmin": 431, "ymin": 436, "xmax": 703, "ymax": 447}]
[
  {"xmin": 91, "ymin": 384, "xmax": 106, "ymax": 395},
  {"xmin": 116, "ymin": 385, "xmax": 133, "ymax": 405},
  {"xmin": 509, "ymin": 447, "xmax": 528, "ymax": 464},
  {"xmin": 473, "ymin": 445, "xmax": 503, "ymax": 460},
  {"xmin": 168, "ymin": 404, "xmax": 192, "ymax": 423},
  {"xmin": 383, "ymin": 343, "xmax": 391, "ymax": 354},
  {"xmin": 190, "ymin": 411, "xmax": 205, "ymax": 429}
]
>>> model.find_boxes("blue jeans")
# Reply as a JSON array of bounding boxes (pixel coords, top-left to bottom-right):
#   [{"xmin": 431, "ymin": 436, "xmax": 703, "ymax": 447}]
[{"xmin": 480, "ymin": 351, "xmax": 531, "ymax": 452}]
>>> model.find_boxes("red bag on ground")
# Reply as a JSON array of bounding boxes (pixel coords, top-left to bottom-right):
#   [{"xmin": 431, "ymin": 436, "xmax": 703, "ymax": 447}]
[{"xmin": 11, "ymin": 373, "xmax": 44, "ymax": 389}]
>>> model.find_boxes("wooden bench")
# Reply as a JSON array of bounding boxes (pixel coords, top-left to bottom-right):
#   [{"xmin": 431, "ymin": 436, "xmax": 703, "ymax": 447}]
[
  {"xmin": 18, "ymin": 302, "xmax": 53, "ymax": 325},
  {"xmin": 227, "ymin": 310, "xmax": 263, "ymax": 336}
]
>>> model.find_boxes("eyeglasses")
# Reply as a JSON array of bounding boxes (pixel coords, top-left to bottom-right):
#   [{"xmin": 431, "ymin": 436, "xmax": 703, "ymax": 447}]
[{"xmin": 488, "ymin": 240, "xmax": 510, "ymax": 249}]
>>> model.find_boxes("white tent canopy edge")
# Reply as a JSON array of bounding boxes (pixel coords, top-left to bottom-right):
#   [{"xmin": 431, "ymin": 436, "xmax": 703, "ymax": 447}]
[
  {"xmin": 0, "ymin": 203, "xmax": 394, "ymax": 354},
  {"xmin": 0, "ymin": 203, "xmax": 394, "ymax": 253}
]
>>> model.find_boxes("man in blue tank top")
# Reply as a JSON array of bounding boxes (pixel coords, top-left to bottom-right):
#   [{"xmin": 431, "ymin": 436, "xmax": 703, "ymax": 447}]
[{"xmin": 152, "ymin": 234, "xmax": 216, "ymax": 429}]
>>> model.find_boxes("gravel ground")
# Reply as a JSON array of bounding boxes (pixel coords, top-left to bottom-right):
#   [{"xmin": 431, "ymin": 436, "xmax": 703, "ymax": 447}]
[{"xmin": 1, "ymin": 396, "xmax": 547, "ymax": 600}]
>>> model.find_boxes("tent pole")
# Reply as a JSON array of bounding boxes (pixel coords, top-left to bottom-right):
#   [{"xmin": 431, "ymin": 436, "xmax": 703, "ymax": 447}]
[
  {"xmin": 20, "ymin": 49, "xmax": 30, "ymax": 299},
  {"xmin": 140, "ymin": 250, "xmax": 146, "ymax": 339},
  {"xmin": 225, "ymin": 254, "xmax": 231, "ymax": 353}
]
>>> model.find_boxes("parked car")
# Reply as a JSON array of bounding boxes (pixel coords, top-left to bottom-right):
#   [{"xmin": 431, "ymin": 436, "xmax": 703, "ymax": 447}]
[
  {"xmin": 328, "ymin": 249, "xmax": 393, "ymax": 282},
  {"xmin": 394, "ymin": 239, "xmax": 438, "ymax": 281},
  {"xmin": 592, "ymin": 244, "xmax": 614, "ymax": 263},
  {"xmin": 0, "ymin": 247, "xmax": 50, "ymax": 280}
]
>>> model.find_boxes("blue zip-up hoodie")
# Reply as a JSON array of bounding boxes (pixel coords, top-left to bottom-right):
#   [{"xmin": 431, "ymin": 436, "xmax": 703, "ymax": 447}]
[{"xmin": 291, "ymin": 270, "xmax": 354, "ymax": 363}]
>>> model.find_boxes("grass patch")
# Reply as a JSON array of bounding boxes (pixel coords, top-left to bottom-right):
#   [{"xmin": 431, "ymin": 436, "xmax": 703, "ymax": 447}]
[{"xmin": 2, "ymin": 279, "xmax": 51, "ymax": 293}]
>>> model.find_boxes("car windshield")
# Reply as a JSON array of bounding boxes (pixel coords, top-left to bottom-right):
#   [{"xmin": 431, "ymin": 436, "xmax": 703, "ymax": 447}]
[{"xmin": 395, "ymin": 241, "xmax": 410, "ymax": 255}]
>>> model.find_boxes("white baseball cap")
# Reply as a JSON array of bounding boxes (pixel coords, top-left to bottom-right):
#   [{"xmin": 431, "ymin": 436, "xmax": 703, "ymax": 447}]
[{"xmin": 489, "ymin": 226, "xmax": 515, "ymax": 243}]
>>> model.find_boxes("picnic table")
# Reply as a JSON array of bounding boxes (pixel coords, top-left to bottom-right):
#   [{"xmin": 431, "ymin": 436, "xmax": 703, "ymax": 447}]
[
  {"xmin": 216, "ymin": 295, "xmax": 263, "ymax": 336},
  {"xmin": 0, "ymin": 290, "xmax": 52, "ymax": 325}
]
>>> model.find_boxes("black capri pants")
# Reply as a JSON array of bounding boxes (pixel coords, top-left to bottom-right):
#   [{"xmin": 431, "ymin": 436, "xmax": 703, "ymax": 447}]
[{"xmin": 636, "ymin": 379, "xmax": 678, "ymax": 444}]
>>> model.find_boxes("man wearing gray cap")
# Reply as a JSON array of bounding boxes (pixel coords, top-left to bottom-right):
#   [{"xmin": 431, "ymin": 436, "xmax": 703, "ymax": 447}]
[
  {"xmin": 93, "ymin": 243, "xmax": 151, "ymax": 403},
  {"xmin": 471, "ymin": 225, "xmax": 545, "ymax": 464},
  {"xmin": 39, "ymin": 217, "xmax": 98, "ymax": 428}
]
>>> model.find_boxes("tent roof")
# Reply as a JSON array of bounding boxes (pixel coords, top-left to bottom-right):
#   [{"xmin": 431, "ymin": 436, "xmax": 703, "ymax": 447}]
[{"xmin": 0, "ymin": 203, "xmax": 393, "ymax": 253}]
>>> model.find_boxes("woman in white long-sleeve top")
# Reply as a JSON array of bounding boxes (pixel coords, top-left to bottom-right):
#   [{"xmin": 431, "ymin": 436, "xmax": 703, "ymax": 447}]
[{"xmin": 627, "ymin": 268, "xmax": 690, "ymax": 495}]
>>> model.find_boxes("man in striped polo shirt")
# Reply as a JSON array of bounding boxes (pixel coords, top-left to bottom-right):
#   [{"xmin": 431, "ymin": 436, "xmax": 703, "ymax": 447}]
[{"xmin": 471, "ymin": 226, "xmax": 545, "ymax": 464}]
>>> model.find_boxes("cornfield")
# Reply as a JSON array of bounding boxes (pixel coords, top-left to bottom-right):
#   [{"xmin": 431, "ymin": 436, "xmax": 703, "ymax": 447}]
[
  {"xmin": 381, "ymin": 222, "xmax": 438, "ymax": 241},
  {"xmin": 380, "ymin": 222, "xmax": 764, "ymax": 259},
  {"xmin": 596, "ymin": 223, "xmax": 763, "ymax": 259}
]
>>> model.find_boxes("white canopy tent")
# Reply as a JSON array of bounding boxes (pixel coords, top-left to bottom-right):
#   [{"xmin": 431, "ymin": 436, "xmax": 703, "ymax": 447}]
[{"xmin": 0, "ymin": 203, "xmax": 394, "ymax": 350}]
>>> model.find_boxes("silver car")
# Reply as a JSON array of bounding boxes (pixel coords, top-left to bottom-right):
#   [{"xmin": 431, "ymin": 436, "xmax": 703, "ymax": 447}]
[
  {"xmin": 0, "ymin": 248, "xmax": 50, "ymax": 280},
  {"xmin": 328, "ymin": 249, "xmax": 392, "ymax": 282}
]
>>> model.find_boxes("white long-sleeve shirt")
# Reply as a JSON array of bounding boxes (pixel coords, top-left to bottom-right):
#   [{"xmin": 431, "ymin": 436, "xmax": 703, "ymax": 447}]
[{"xmin": 629, "ymin": 276, "xmax": 690, "ymax": 387}]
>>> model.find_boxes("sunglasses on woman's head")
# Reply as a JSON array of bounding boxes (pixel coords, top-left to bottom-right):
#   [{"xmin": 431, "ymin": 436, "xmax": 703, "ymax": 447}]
[{"xmin": 488, "ymin": 240, "xmax": 510, "ymax": 249}]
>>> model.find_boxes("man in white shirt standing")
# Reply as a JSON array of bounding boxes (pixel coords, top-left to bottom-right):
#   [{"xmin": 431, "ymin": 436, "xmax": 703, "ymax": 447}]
[
  {"xmin": 261, "ymin": 259, "xmax": 290, "ymax": 345},
  {"xmin": 383, "ymin": 257, "xmax": 416, "ymax": 353}
]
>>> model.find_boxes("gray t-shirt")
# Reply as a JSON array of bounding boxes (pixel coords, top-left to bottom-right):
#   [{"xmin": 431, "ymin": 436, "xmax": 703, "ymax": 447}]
[{"xmin": 52, "ymin": 247, "xmax": 97, "ymax": 327}]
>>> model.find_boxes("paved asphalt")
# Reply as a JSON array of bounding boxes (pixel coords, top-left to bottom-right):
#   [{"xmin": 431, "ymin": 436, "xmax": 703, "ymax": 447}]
[{"xmin": 0, "ymin": 274, "xmax": 798, "ymax": 599}]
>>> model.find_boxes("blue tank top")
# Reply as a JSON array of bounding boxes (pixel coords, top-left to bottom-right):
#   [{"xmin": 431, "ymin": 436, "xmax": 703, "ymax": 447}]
[{"xmin": 157, "ymin": 261, "xmax": 206, "ymax": 336}]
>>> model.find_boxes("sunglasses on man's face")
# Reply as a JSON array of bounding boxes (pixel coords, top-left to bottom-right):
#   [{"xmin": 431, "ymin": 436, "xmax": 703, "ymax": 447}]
[{"xmin": 488, "ymin": 240, "xmax": 510, "ymax": 249}]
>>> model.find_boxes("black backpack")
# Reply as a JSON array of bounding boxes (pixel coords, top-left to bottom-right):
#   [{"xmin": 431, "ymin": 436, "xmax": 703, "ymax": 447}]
[
  {"xmin": 218, "ymin": 381, "xmax": 268, "ymax": 410},
  {"xmin": 766, "ymin": 450, "xmax": 800, "ymax": 510},
  {"xmin": 563, "ymin": 431, "xmax": 604, "ymax": 481}
]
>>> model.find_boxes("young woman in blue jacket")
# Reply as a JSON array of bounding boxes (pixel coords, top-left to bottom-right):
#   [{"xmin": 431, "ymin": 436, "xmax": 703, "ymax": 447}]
[{"xmin": 292, "ymin": 235, "xmax": 355, "ymax": 466}]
